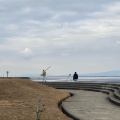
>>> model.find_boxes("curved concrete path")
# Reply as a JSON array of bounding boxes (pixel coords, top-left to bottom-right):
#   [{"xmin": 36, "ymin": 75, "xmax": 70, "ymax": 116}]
[{"xmin": 62, "ymin": 90, "xmax": 120, "ymax": 120}]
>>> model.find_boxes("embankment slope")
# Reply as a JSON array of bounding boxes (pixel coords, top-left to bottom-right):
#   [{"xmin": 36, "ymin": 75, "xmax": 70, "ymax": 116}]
[{"xmin": 0, "ymin": 78, "xmax": 71, "ymax": 120}]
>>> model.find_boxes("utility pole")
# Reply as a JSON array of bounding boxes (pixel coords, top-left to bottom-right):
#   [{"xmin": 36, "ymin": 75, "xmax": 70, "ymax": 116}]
[{"xmin": 6, "ymin": 71, "xmax": 9, "ymax": 78}]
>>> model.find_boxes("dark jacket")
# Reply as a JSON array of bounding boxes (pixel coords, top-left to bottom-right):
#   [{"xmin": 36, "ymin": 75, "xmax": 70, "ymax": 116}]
[{"xmin": 73, "ymin": 72, "xmax": 78, "ymax": 80}]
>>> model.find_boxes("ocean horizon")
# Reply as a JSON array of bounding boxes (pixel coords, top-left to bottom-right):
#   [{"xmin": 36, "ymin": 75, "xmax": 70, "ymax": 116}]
[{"xmin": 31, "ymin": 76, "xmax": 120, "ymax": 83}]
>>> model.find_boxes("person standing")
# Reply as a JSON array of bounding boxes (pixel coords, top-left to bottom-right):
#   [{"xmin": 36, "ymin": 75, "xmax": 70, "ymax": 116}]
[
  {"xmin": 73, "ymin": 72, "xmax": 78, "ymax": 82},
  {"xmin": 41, "ymin": 70, "xmax": 46, "ymax": 82}
]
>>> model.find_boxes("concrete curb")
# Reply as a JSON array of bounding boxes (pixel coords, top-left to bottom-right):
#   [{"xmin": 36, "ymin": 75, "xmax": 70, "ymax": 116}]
[
  {"xmin": 40, "ymin": 82, "xmax": 120, "ymax": 119},
  {"xmin": 61, "ymin": 93, "xmax": 80, "ymax": 120},
  {"xmin": 62, "ymin": 102, "xmax": 80, "ymax": 120}
]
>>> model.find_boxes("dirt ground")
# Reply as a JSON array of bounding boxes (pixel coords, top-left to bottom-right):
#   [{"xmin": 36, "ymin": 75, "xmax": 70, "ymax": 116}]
[{"xmin": 0, "ymin": 78, "xmax": 72, "ymax": 120}]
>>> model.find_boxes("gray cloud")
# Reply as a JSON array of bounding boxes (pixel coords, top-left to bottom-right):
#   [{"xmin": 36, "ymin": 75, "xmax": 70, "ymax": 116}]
[{"xmin": 0, "ymin": 0, "xmax": 120, "ymax": 76}]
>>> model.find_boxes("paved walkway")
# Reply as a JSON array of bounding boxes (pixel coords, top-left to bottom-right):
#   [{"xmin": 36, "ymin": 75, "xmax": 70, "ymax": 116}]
[{"xmin": 62, "ymin": 90, "xmax": 120, "ymax": 120}]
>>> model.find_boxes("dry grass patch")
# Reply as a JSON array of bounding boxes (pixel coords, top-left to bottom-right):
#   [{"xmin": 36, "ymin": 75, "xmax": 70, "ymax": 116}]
[{"xmin": 0, "ymin": 78, "xmax": 72, "ymax": 120}]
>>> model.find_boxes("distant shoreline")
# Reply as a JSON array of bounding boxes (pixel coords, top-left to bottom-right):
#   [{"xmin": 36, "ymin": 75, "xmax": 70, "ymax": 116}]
[{"xmin": 0, "ymin": 77, "xmax": 30, "ymax": 79}]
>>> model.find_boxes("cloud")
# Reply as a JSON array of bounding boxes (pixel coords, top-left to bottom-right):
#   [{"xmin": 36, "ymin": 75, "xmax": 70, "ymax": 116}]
[
  {"xmin": 20, "ymin": 48, "xmax": 33, "ymax": 60},
  {"xmin": 61, "ymin": 53, "xmax": 68, "ymax": 56},
  {"xmin": 4, "ymin": 24, "xmax": 18, "ymax": 31},
  {"xmin": 0, "ymin": 0, "xmax": 120, "ymax": 76},
  {"xmin": 116, "ymin": 40, "xmax": 120, "ymax": 44}
]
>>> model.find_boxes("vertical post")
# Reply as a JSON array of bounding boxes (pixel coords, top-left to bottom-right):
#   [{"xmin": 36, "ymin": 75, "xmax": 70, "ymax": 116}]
[
  {"xmin": 36, "ymin": 97, "xmax": 40, "ymax": 120},
  {"xmin": 36, "ymin": 112, "xmax": 38, "ymax": 120},
  {"xmin": 6, "ymin": 71, "xmax": 9, "ymax": 78},
  {"xmin": 37, "ymin": 97, "xmax": 40, "ymax": 112}
]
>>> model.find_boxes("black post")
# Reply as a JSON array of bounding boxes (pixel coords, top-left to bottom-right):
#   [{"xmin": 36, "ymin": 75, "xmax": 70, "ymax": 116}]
[{"xmin": 6, "ymin": 71, "xmax": 9, "ymax": 78}]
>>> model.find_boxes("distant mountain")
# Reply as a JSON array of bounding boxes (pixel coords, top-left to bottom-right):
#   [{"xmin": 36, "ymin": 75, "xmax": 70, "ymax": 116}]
[{"xmin": 80, "ymin": 70, "xmax": 120, "ymax": 76}]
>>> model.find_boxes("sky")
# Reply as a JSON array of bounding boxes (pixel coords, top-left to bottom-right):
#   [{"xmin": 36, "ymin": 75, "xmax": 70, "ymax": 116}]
[{"xmin": 0, "ymin": 0, "xmax": 120, "ymax": 77}]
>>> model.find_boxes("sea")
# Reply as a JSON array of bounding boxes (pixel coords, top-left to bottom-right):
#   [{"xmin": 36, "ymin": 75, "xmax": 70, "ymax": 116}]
[{"xmin": 31, "ymin": 76, "xmax": 120, "ymax": 83}]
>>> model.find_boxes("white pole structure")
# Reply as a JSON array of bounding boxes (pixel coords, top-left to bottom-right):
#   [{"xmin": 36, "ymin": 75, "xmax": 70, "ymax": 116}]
[{"xmin": 66, "ymin": 74, "xmax": 71, "ymax": 81}]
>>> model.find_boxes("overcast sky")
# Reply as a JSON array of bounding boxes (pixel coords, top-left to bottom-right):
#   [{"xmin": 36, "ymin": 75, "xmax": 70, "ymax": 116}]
[{"xmin": 0, "ymin": 0, "xmax": 120, "ymax": 77}]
